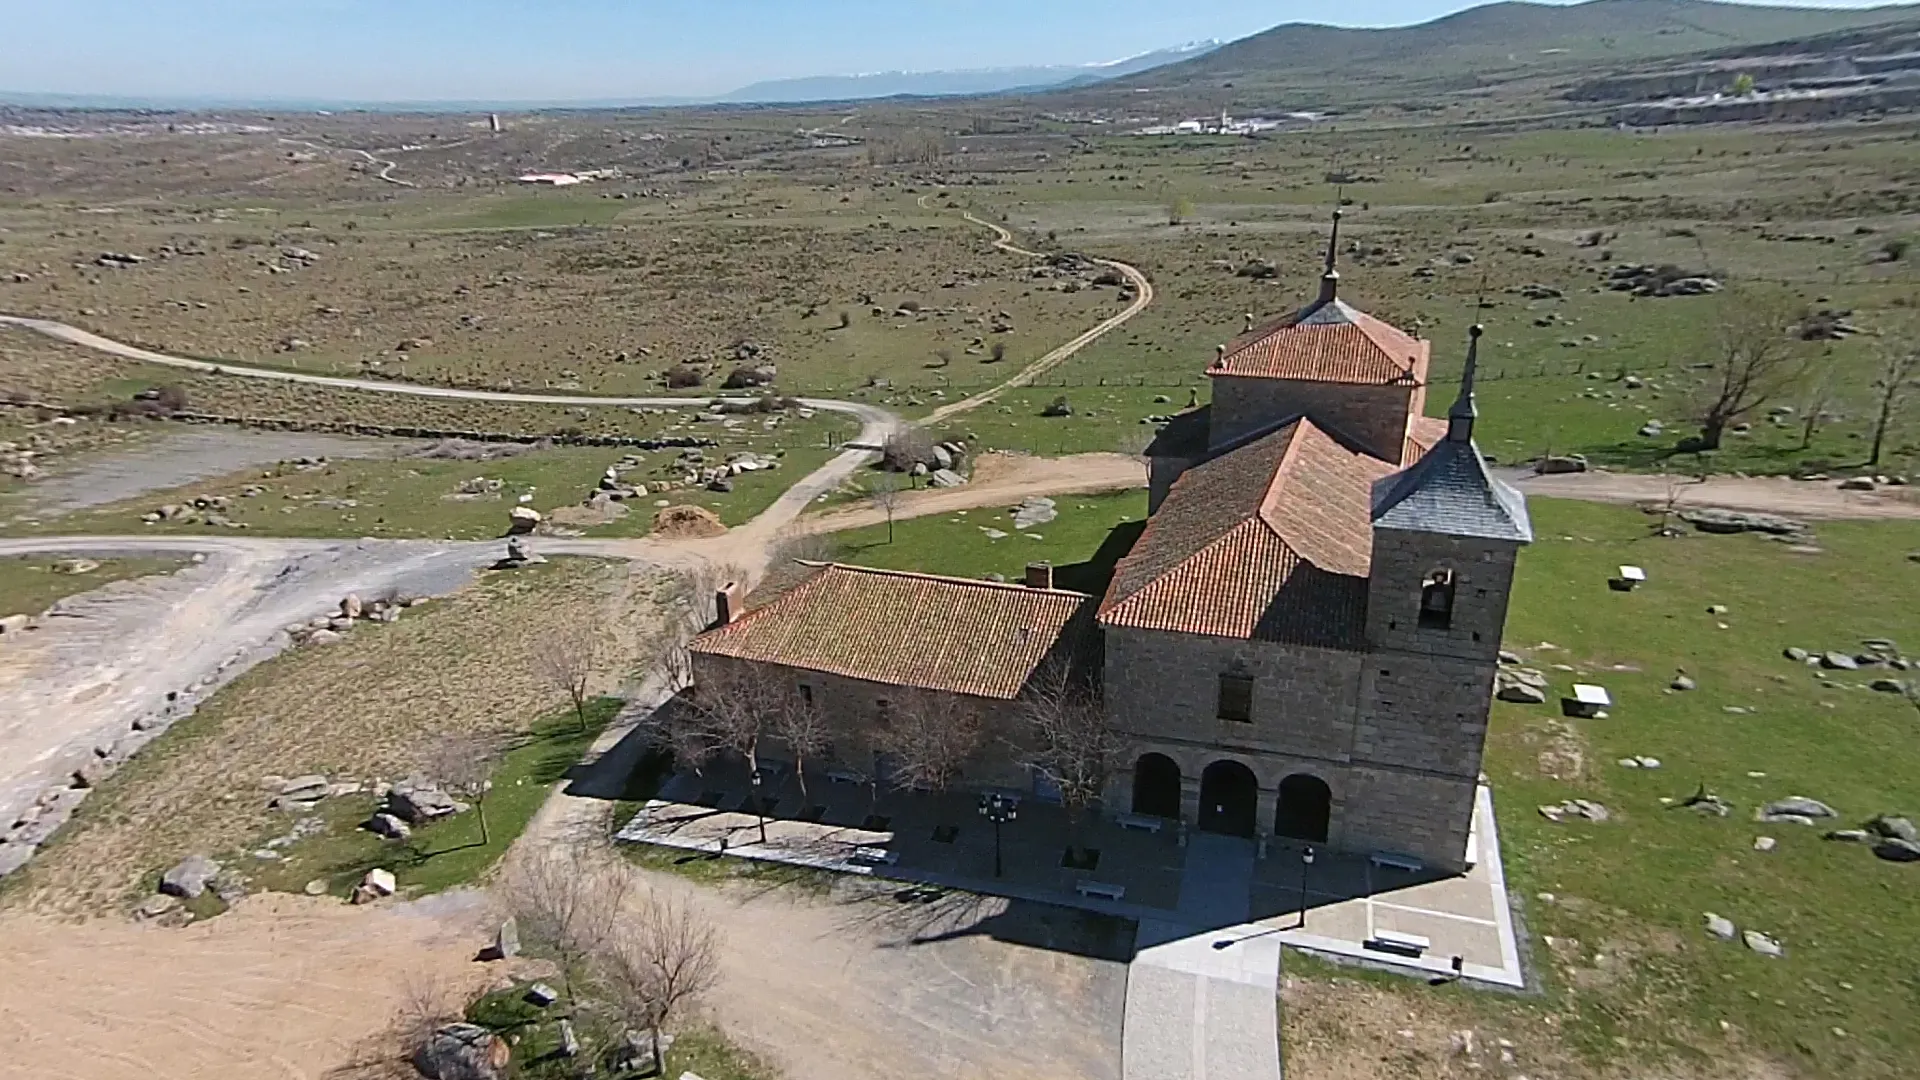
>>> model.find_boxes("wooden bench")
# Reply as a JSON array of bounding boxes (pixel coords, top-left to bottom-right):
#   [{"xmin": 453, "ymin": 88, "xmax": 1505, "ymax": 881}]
[
  {"xmin": 1076, "ymin": 881, "xmax": 1126, "ymax": 901},
  {"xmin": 1364, "ymin": 930, "xmax": 1431, "ymax": 958},
  {"xmin": 1114, "ymin": 813, "xmax": 1165, "ymax": 834},
  {"xmin": 848, "ymin": 845, "xmax": 897, "ymax": 866},
  {"xmin": 1370, "ymin": 852, "xmax": 1425, "ymax": 873}
]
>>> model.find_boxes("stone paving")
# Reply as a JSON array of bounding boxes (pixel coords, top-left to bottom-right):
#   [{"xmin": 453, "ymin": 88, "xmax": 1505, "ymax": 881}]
[
  {"xmin": 618, "ymin": 766, "xmax": 1524, "ymax": 1080},
  {"xmin": 616, "ymin": 765, "xmax": 1522, "ymax": 987}
]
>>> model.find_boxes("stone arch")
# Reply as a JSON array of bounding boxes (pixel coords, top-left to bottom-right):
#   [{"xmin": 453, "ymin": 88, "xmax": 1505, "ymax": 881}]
[
  {"xmin": 1198, "ymin": 759, "xmax": 1258, "ymax": 838},
  {"xmin": 1131, "ymin": 753, "xmax": 1182, "ymax": 819},
  {"xmin": 1274, "ymin": 772, "xmax": 1333, "ymax": 843}
]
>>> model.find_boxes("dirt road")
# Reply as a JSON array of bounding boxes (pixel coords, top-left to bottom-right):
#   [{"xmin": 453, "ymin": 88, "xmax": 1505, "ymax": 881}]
[
  {"xmin": 798, "ymin": 451, "xmax": 1146, "ymax": 535},
  {"xmin": 1506, "ymin": 469, "xmax": 1920, "ymax": 521},
  {"xmin": 918, "ymin": 199, "xmax": 1156, "ymax": 426}
]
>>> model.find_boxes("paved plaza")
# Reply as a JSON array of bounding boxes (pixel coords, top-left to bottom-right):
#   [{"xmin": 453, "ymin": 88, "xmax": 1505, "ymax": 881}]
[{"xmin": 615, "ymin": 761, "xmax": 1523, "ymax": 987}]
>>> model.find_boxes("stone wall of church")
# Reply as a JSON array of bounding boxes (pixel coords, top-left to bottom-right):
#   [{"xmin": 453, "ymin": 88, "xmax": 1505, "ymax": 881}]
[
  {"xmin": 1103, "ymin": 625, "xmax": 1365, "ymax": 764},
  {"xmin": 1336, "ymin": 766, "xmax": 1479, "ymax": 872},
  {"xmin": 1209, "ymin": 376, "xmax": 1413, "ymax": 462},
  {"xmin": 687, "ymin": 653, "xmax": 1037, "ymax": 792}
]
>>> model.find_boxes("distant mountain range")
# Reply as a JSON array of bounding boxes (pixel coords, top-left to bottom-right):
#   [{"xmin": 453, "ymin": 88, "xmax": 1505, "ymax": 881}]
[
  {"xmin": 0, "ymin": 42, "xmax": 1220, "ymax": 112},
  {"xmin": 1044, "ymin": 0, "xmax": 1920, "ymax": 104},
  {"xmin": 716, "ymin": 42, "xmax": 1221, "ymax": 104}
]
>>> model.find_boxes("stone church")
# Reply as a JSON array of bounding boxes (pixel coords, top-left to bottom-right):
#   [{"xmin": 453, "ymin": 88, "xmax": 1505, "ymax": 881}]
[{"xmin": 689, "ymin": 217, "xmax": 1531, "ymax": 873}]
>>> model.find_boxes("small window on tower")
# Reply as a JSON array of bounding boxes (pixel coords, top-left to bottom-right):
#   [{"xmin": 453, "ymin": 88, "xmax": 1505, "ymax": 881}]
[
  {"xmin": 1419, "ymin": 569, "xmax": 1456, "ymax": 630},
  {"xmin": 1217, "ymin": 674, "xmax": 1254, "ymax": 722}
]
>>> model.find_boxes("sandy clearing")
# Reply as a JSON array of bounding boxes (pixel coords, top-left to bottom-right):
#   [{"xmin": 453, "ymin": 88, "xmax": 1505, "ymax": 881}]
[
  {"xmin": 798, "ymin": 451, "xmax": 1146, "ymax": 535},
  {"xmin": 0, "ymin": 892, "xmax": 495, "ymax": 1080}
]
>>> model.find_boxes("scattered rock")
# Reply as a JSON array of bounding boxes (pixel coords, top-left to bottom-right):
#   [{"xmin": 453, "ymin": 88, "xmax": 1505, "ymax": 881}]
[
  {"xmin": 1783, "ymin": 647, "xmax": 1810, "ymax": 663},
  {"xmin": 1762, "ymin": 796, "xmax": 1836, "ymax": 823},
  {"xmin": 1869, "ymin": 678, "xmax": 1909, "ymax": 694},
  {"xmin": 388, "ymin": 779, "xmax": 467, "ymax": 824},
  {"xmin": 413, "ymin": 1023, "xmax": 510, "ymax": 1080},
  {"xmin": 1670, "ymin": 673, "xmax": 1696, "ymax": 691},
  {"xmin": 1821, "ymin": 652, "xmax": 1858, "ymax": 671},
  {"xmin": 1742, "ymin": 930, "xmax": 1784, "ymax": 959},
  {"xmin": 304, "ymin": 878, "xmax": 329, "ymax": 896},
  {"xmin": 1539, "ymin": 799, "xmax": 1609, "ymax": 823},
  {"xmin": 134, "ymin": 893, "xmax": 182, "ymax": 921},
  {"xmin": 1704, "ymin": 913, "xmax": 1737, "ymax": 940},
  {"xmin": 557, "ymin": 1019, "xmax": 580, "ymax": 1058},
  {"xmin": 1010, "ymin": 496, "xmax": 1057, "ymax": 530},
  {"xmin": 929, "ymin": 468, "xmax": 966, "ymax": 488},
  {"xmin": 1873, "ymin": 838, "xmax": 1920, "ymax": 862},
  {"xmin": 1753, "ymin": 836, "xmax": 1776, "ymax": 852},
  {"xmin": 1867, "ymin": 816, "xmax": 1918, "ymax": 843},
  {"xmin": 524, "ymin": 983, "xmax": 560, "ymax": 1008},
  {"xmin": 364, "ymin": 812, "xmax": 412, "ymax": 840},
  {"xmin": 1536, "ymin": 454, "xmax": 1589, "ymax": 475},
  {"xmin": 489, "ymin": 917, "xmax": 521, "ymax": 961},
  {"xmin": 507, "ymin": 506, "xmax": 543, "ymax": 534},
  {"xmin": 1681, "ymin": 508, "xmax": 1807, "ymax": 536},
  {"xmin": 1497, "ymin": 681, "xmax": 1548, "ymax": 704},
  {"xmin": 159, "ymin": 854, "xmax": 220, "ymax": 898}
]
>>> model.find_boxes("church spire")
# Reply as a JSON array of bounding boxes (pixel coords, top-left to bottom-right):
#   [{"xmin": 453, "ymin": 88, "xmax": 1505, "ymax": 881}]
[
  {"xmin": 1448, "ymin": 323, "xmax": 1483, "ymax": 443},
  {"xmin": 1316, "ymin": 201, "xmax": 1343, "ymax": 304}
]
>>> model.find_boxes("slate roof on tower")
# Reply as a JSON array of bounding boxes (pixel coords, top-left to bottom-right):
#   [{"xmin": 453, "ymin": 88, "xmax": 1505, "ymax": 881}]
[
  {"xmin": 1371, "ymin": 324, "xmax": 1533, "ymax": 543},
  {"xmin": 1099, "ymin": 418, "xmax": 1394, "ymax": 649}
]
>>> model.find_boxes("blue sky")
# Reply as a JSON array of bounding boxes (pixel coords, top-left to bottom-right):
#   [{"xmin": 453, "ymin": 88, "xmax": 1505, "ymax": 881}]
[{"xmin": 0, "ymin": 0, "xmax": 1904, "ymax": 103}]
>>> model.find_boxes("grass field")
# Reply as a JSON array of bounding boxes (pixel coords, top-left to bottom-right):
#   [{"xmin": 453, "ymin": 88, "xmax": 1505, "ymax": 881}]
[
  {"xmin": 244, "ymin": 698, "xmax": 622, "ymax": 900},
  {"xmin": 1473, "ymin": 499, "xmax": 1920, "ymax": 1078},
  {"xmin": 824, "ymin": 489, "xmax": 1149, "ymax": 593},
  {"xmin": 0, "ymin": 554, "xmax": 188, "ymax": 615}
]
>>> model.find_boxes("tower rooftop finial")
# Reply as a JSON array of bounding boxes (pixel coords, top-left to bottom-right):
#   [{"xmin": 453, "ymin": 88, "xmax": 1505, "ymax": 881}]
[
  {"xmin": 1317, "ymin": 197, "xmax": 1344, "ymax": 304},
  {"xmin": 1448, "ymin": 323, "xmax": 1484, "ymax": 443}
]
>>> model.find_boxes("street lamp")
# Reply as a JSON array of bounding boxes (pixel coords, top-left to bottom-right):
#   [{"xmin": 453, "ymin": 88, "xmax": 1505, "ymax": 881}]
[
  {"xmin": 750, "ymin": 769, "xmax": 768, "ymax": 845},
  {"xmin": 978, "ymin": 793, "xmax": 1017, "ymax": 878},
  {"xmin": 1297, "ymin": 846, "xmax": 1316, "ymax": 929}
]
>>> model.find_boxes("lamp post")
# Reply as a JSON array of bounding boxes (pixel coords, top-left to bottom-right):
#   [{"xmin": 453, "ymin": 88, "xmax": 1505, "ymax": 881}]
[
  {"xmin": 750, "ymin": 768, "xmax": 768, "ymax": 845},
  {"xmin": 978, "ymin": 793, "xmax": 1017, "ymax": 878},
  {"xmin": 1297, "ymin": 846, "xmax": 1316, "ymax": 929}
]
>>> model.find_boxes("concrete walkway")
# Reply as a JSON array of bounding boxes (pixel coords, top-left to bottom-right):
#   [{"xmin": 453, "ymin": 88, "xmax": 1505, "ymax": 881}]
[{"xmin": 1123, "ymin": 834, "xmax": 1282, "ymax": 1080}]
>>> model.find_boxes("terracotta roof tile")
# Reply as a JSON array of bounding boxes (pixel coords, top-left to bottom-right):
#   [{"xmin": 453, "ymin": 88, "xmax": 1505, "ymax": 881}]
[
  {"xmin": 1211, "ymin": 298, "xmax": 1429, "ymax": 385},
  {"xmin": 690, "ymin": 564, "xmax": 1094, "ymax": 700},
  {"xmin": 1403, "ymin": 416, "xmax": 1450, "ymax": 465},
  {"xmin": 1099, "ymin": 420, "xmax": 1391, "ymax": 649}
]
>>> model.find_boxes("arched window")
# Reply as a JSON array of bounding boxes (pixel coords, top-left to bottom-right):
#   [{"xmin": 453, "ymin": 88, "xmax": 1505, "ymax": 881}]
[{"xmin": 1419, "ymin": 568, "xmax": 1456, "ymax": 630}]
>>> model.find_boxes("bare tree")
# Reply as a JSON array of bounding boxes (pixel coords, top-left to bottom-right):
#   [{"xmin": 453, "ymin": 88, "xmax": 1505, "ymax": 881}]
[
  {"xmin": 594, "ymin": 888, "xmax": 722, "ymax": 1070},
  {"xmin": 534, "ymin": 623, "xmax": 602, "ymax": 731},
  {"xmin": 1018, "ymin": 663, "xmax": 1119, "ymax": 859},
  {"xmin": 422, "ymin": 732, "xmax": 507, "ymax": 848},
  {"xmin": 769, "ymin": 694, "xmax": 832, "ymax": 804},
  {"xmin": 881, "ymin": 427, "xmax": 934, "ymax": 473},
  {"xmin": 1796, "ymin": 363, "xmax": 1841, "ymax": 451},
  {"xmin": 503, "ymin": 852, "xmax": 631, "ymax": 1007},
  {"xmin": 1691, "ymin": 287, "xmax": 1810, "ymax": 450},
  {"xmin": 876, "ymin": 690, "xmax": 983, "ymax": 795},
  {"xmin": 1867, "ymin": 342, "xmax": 1920, "ymax": 468},
  {"xmin": 871, "ymin": 471, "xmax": 904, "ymax": 544}
]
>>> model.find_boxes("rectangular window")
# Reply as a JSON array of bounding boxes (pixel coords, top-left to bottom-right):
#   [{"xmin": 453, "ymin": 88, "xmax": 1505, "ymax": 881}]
[
  {"xmin": 1217, "ymin": 674, "xmax": 1254, "ymax": 722},
  {"xmin": 798, "ymin": 684, "xmax": 813, "ymax": 706}
]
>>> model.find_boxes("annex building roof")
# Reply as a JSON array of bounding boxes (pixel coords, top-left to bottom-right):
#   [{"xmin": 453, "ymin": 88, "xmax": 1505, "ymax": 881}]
[{"xmin": 689, "ymin": 564, "xmax": 1094, "ymax": 701}]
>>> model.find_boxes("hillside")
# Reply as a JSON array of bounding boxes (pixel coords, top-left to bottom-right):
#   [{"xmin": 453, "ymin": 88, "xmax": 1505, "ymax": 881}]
[{"xmin": 1037, "ymin": 0, "xmax": 1920, "ymax": 110}]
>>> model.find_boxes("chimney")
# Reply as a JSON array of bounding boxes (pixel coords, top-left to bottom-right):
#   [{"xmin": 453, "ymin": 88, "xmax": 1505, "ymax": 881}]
[
  {"xmin": 1025, "ymin": 562, "xmax": 1054, "ymax": 590},
  {"xmin": 714, "ymin": 582, "xmax": 743, "ymax": 626}
]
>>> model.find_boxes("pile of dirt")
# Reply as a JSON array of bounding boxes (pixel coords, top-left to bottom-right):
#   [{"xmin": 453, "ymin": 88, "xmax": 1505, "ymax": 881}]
[{"xmin": 652, "ymin": 504, "xmax": 728, "ymax": 539}]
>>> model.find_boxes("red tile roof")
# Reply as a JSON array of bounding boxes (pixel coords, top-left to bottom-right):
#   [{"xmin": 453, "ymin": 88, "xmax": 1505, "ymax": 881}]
[
  {"xmin": 1403, "ymin": 416, "xmax": 1450, "ymax": 465},
  {"xmin": 1099, "ymin": 420, "xmax": 1392, "ymax": 648},
  {"xmin": 1211, "ymin": 298, "xmax": 1429, "ymax": 386},
  {"xmin": 690, "ymin": 564, "xmax": 1094, "ymax": 700}
]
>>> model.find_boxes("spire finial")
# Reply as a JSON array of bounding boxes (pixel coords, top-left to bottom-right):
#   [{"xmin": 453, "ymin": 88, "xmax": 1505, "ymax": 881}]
[
  {"xmin": 1317, "ymin": 195, "xmax": 1344, "ymax": 304},
  {"xmin": 1448, "ymin": 323, "xmax": 1484, "ymax": 443}
]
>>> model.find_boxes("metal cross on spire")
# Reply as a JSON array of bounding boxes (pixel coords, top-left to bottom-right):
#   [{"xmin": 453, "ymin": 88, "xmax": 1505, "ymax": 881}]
[
  {"xmin": 1316, "ymin": 189, "xmax": 1345, "ymax": 304},
  {"xmin": 1448, "ymin": 321, "xmax": 1484, "ymax": 443}
]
